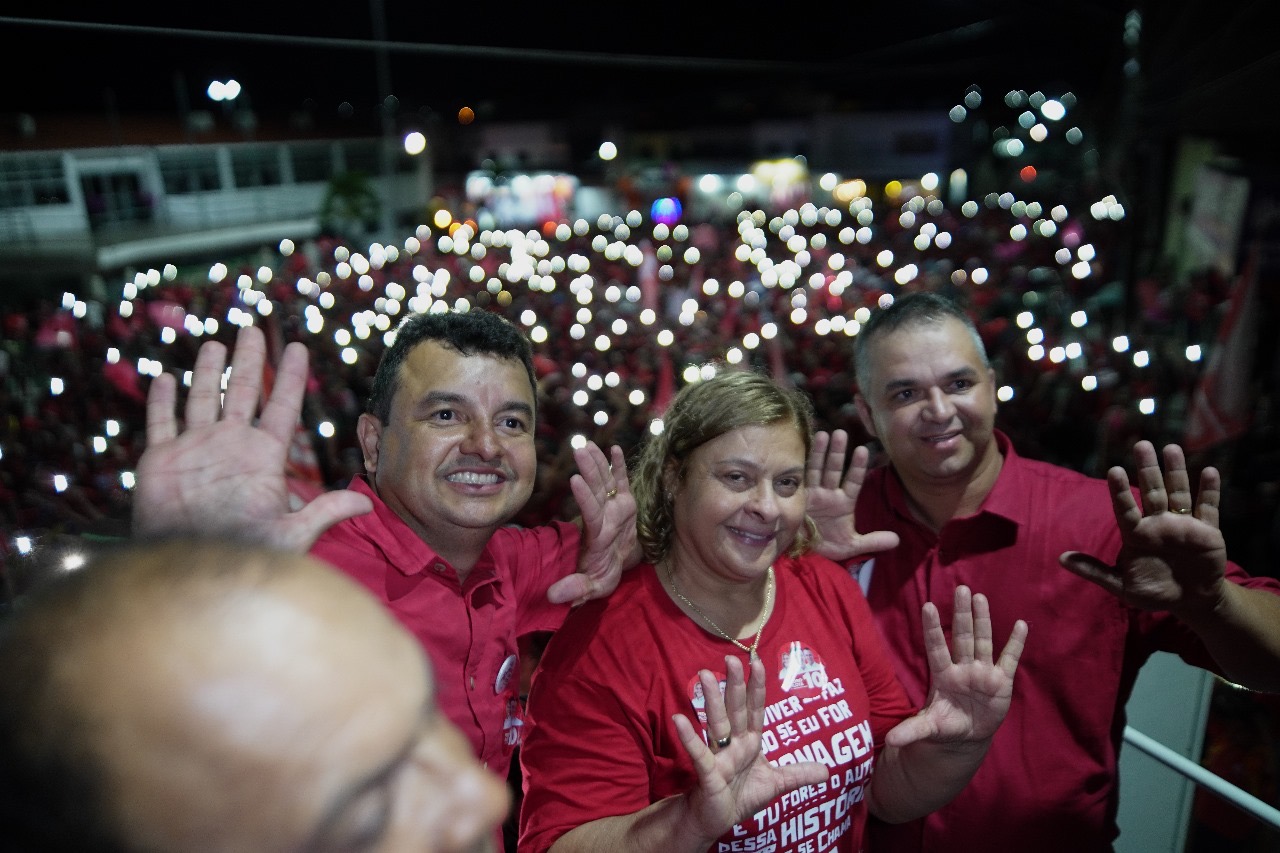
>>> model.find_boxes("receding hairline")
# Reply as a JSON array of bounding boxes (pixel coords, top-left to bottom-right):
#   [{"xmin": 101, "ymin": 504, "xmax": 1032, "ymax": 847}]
[
  {"xmin": 8, "ymin": 538, "xmax": 399, "ymax": 680},
  {"xmin": 853, "ymin": 300, "xmax": 989, "ymax": 393}
]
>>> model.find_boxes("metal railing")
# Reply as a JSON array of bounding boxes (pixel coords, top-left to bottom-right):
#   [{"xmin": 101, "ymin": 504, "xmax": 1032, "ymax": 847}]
[{"xmin": 1123, "ymin": 725, "xmax": 1280, "ymax": 831}]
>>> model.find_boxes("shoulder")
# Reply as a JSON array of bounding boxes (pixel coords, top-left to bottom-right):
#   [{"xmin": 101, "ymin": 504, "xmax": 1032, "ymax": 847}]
[
  {"xmin": 779, "ymin": 553, "xmax": 869, "ymax": 618},
  {"xmin": 493, "ymin": 519, "xmax": 580, "ymax": 547},
  {"xmin": 537, "ymin": 567, "xmax": 661, "ymax": 670},
  {"xmin": 1000, "ymin": 447, "xmax": 1112, "ymax": 507}
]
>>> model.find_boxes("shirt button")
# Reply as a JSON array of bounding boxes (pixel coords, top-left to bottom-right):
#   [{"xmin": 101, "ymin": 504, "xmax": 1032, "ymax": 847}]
[{"xmin": 433, "ymin": 562, "xmax": 447, "ymax": 573}]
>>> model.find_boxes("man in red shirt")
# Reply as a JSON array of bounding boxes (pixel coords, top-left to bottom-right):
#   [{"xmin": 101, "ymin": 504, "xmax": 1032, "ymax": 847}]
[
  {"xmin": 807, "ymin": 291, "xmax": 1280, "ymax": 851},
  {"xmin": 134, "ymin": 314, "xmax": 637, "ymax": 790}
]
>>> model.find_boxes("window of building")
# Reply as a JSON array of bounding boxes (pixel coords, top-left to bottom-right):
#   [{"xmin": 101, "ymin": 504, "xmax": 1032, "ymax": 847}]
[
  {"xmin": 291, "ymin": 143, "xmax": 334, "ymax": 183},
  {"xmin": 158, "ymin": 150, "xmax": 222, "ymax": 194},
  {"xmin": 231, "ymin": 146, "xmax": 283, "ymax": 188},
  {"xmin": 0, "ymin": 154, "xmax": 70, "ymax": 209},
  {"xmin": 342, "ymin": 139, "xmax": 381, "ymax": 177}
]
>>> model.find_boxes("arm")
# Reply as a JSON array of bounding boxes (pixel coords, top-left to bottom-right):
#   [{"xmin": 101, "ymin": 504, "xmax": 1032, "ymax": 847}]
[
  {"xmin": 805, "ymin": 429, "xmax": 900, "ymax": 562},
  {"xmin": 133, "ymin": 324, "xmax": 372, "ymax": 551},
  {"xmin": 546, "ymin": 442, "xmax": 642, "ymax": 606},
  {"xmin": 867, "ymin": 586, "xmax": 1028, "ymax": 823},
  {"xmin": 549, "ymin": 657, "xmax": 828, "ymax": 853},
  {"xmin": 1060, "ymin": 440, "xmax": 1280, "ymax": 692}
]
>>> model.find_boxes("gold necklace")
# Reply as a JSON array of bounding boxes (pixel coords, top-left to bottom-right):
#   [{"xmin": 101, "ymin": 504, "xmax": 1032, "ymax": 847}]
[{"xmin": 665, "ymin": 565, "xmax": 774, "ymax": 662}]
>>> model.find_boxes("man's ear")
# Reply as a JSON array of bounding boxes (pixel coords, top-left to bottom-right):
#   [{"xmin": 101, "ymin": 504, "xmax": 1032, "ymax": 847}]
[
  {"xmin": 854, "ymin": 394, "xmax": 878, "ymax": 440},
  {"xmin": 356, "ymin": 413, "xmax": 382, "ymax": 476}
]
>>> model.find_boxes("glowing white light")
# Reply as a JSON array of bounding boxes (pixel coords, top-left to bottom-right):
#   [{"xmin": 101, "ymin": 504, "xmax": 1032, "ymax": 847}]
[
  {"xmin": 1139, "ymin": 398, "xmax": 1156, "ymax": 415},
  {"xmin": 1113, "ymin": 335, "xmax": 1130, "ymax": 352},
  {"xmin": 1186, "ymin": 344, "xmax": 1202, "ymax": 361},
  {"xmin": 1133, "ymin": 350, "xmax": 1149, "ymax": 368},
  {"xmin": 54, "ymin": 474, "xmax": 69, "ymax": 493},
  {"xmin": 403, "ymin": 131, "xmax": 427, "ymax": 155},
  {"xmin": 1082, "ymin": 375, "xmax": 1098, "ymax": 391},
  {"xmin": 997, "ymin": 385, "xmax": 1015, "ymax": 402}
]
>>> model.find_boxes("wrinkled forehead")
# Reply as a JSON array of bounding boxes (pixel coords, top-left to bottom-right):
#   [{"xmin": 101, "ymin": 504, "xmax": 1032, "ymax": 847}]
[{"xmin": 399, "ymin": 341, "xmax": 537, "ymax": 406}]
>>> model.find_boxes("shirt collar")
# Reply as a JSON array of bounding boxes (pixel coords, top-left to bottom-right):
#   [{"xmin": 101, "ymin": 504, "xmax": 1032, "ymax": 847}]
[
  {"xmin": 343, "ymin": 476, "xmax": 461, "ymax": 579},
  {"xmin": 881, "ymin": 429, "xmax": 1023, "ymax": 528}
]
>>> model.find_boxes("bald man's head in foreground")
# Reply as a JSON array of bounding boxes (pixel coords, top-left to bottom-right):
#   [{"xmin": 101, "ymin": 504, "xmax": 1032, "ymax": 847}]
[{"xmin": 0, "ymin": 537, "xmax": 509, "ymax": 852}]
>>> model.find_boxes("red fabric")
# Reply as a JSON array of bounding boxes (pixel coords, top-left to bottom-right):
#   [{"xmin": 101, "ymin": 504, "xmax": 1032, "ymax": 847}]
[
  {"xmin": 145, "ymin": 300, "xmax": 187, "ymax": 330},
  {"xmin": 101, "ymin": 359, "xmax": 146, "ymax": 404},
  {"xmin": 519, "ymin": 555, "xmax": 914, "ymax": 853},
  {"xmin": 1184, "ymin": 244, "xmax": 1261, "ymax": 453},
  {"xmin": 853, "ymin": 431, "xmax": 1280, "ymax": 852},
  {"xmin": 34, "ymin": 312, "xmax": 77, "ymax": 349},
  {"xmin": 309, "ymin": 476, "xmax": 576, "ymax": 778}
]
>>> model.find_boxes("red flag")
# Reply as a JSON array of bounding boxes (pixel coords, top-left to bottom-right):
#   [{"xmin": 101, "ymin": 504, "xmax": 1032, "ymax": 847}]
[{"xmin": 1183, "ymin": 244, "xmax": 1261, "ymax": 453}]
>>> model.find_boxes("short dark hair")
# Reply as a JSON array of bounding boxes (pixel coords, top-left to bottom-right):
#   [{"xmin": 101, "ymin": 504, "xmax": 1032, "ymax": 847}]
[
  {"xmin": 852, "ymin": 291, "xmax": 989, "ymax": 393},
  {"xmin": 365, "ymin": 309, "xmax": 538, "ymax": 423}
]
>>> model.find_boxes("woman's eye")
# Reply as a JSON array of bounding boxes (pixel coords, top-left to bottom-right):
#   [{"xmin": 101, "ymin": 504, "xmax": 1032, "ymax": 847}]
[{"xmin": 775, "ymin": 479, "xmax": 801, "ymax": 496}]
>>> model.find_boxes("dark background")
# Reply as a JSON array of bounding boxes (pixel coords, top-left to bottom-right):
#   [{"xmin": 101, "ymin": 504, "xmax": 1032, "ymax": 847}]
[{"xmin": 4, "ymin": 2, "xmax": 1276, "ymax": 152}]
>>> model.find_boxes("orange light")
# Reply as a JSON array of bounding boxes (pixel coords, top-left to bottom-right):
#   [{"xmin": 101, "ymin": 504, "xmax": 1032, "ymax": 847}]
[
  {"xmin": 458, "ymin": 106, "xmax": 475, "ymax": 125},
  {"xmin": 1020, "ymin": 165, "xmax": 1037, "ymax": 182}
]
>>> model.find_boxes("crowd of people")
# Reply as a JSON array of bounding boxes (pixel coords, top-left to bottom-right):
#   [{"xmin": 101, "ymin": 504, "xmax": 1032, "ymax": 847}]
[
  {"xmin": 0, "ymin": 189, "xmax": 1262, "ymax": 559},
  {"xmin": 2, "ymin": 182, "xmax": 1280, "ymax": 851}
]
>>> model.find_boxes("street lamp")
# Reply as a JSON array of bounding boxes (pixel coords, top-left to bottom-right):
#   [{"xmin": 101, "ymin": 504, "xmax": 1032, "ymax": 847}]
[{"xmin": 206, "ymin": 79, "xmax": 241, "ymax": 103}]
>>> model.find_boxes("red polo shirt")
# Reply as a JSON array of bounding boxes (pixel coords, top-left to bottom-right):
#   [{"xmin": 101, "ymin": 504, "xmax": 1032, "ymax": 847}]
[
  {"xmin": 310, "ymin": 476, "xmax": 575, "ymax": 777},
  {"xmin": 853, "ymin": 431, "xmax": 1280, "ymax": 852}
]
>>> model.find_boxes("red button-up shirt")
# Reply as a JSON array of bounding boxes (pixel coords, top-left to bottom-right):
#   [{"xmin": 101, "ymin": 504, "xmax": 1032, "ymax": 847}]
[
  {"xmin": 853, "ymin": 431, "xmax": 1280, "ymax": 852},
  {"xmin": 310, "ymin": 476, "xmax": 576, "ymax": 777}
]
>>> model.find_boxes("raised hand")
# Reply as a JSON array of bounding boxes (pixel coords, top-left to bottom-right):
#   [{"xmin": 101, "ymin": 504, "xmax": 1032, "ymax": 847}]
[
  {"xmin": 1059, "ymin": 440, "xmax": 1229, "ymax": 618},
  {"xmin": 134, "ymin": 324, "xmax": 372, "ymax": 551},
  {"xmin": 886, "ymin": 586, "xmax": 1027, "ymax": 749},
  {"xmin": 547, "ymin": 442, "xmax": 640, "ymax": 605},
  {"xmin": 806, "ymin": 429, "xmax": 900, "ymax": 562},
  {"xmin": 672, "ymin": 657, "xmax": 828, "ymax": 844}
]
